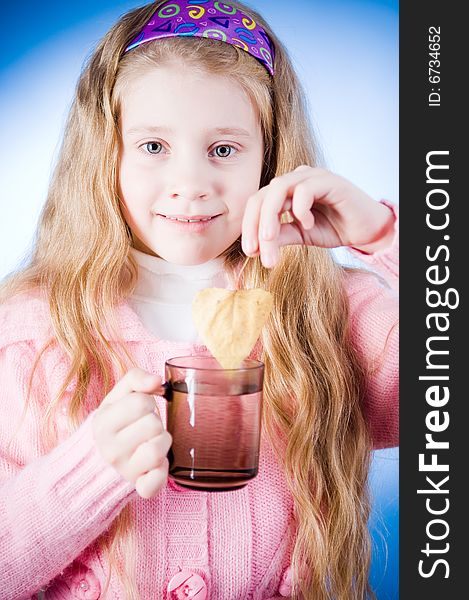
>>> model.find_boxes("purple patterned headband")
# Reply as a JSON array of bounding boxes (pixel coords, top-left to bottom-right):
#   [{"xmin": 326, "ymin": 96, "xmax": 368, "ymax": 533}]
[{"xmin": 125, "ymin": 0, "xmax": 275, "ymax": 76}]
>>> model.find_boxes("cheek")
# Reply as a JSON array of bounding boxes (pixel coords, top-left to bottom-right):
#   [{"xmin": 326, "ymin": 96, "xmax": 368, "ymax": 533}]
[
  {"xmin": 119, "ymin": 158, "xmax": 141, "ymax": 201},
  {"xmin": 119, "ymin": 159, "xmax": 155, "ymax": 213},
  {"xmin": 225, "ymin": 198, "xmax": 247, "ymax": 225},
  {"xmin": 227, "ymin": 182, "xmax": 257, "ymax": 221},
  {"xmin": 119, "ymin": 179, "xmax": 148, "ymax": 233}
]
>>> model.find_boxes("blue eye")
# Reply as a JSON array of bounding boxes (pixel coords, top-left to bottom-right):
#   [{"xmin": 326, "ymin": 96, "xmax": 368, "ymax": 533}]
[
  {"xmin": 140, "ymin": 142, "xmax": 236, "ymax": 158},
  {"xmin": 145, "ymin": 141, "xmax": 163, "ymax": 154},
  {"xmin": 213, "ymin": 145, "xmax": 236, "ymax": 158}
]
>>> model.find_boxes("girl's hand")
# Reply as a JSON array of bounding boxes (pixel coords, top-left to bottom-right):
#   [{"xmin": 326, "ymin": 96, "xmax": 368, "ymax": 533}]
[
  {"xmin": 241, "ymin": 166, "xmax": 396, "ymax": 268},
  {"xmin": 92, "ymin": 368, "xmax": 172, "ymax": 499}
]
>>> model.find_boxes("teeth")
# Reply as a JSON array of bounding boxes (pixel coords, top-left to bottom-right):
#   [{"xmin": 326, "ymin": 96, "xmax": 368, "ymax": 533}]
[{"xmin": 165, "ymin": 216, "xmax": 213, "ymax": 222}]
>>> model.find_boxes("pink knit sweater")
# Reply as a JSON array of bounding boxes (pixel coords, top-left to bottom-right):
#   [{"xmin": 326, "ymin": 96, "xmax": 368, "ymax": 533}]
[{"xmin": 0, "ymin": 218, "xmax": 398, "ymax": 599}]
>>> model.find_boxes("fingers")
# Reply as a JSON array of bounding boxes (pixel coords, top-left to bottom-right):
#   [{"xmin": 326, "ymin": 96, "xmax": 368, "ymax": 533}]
[
  {"xmin": 242, "ymin": 167, "xmax": 316, "ymax": 267},
  {"xmin": 276, "ymin": 221, "xmax": 306, "ymax": 248},
  {"xmin": 291, "ymin": 182, "xmax": 316, "ymax": 230},
  {"xmin": 241, "ymin": 187, "xmax": 266, "ymax": 256},
  {"xmin": 93, "ymin": 367, "xmax": 173, "ymax": 499},
  {"xmin": 257, "ymin": 179, "xmax": 288, "ymax": 268},
  {"xmin": 260, "ymin": 167, "xmax": 318, "ymax": 237},
  {"xmin": 242, "ymin": 183, "xmax": 290, "ymax": 267},
  {"xmin": 101, "ymin": 367, "xmax": 163, "ymax": 407},
  {"xmin": 128, "ymin": 432, "xmax": 172, "ymax": 481},
  {"xmin": 100, "ymin": 392, "xmax": 157, "ymax": 434},
  {"xmin": 136, "ymin": 461, "xmax": 170, "ymax": 499},
  {"xmin": 116, "ymin": 411, "xmax": 165, "ymax": 451}
]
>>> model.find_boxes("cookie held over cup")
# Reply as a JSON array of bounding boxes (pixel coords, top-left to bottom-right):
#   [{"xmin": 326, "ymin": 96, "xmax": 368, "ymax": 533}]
[{"xmin": 192, "ymin": 288, "xmax": 274, "ymax": 369}]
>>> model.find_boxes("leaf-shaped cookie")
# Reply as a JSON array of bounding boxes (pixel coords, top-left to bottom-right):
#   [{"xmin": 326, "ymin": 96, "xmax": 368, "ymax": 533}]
[{"xmin": 192, "ymin": 288, "xmax": 273, "ymax": 369}]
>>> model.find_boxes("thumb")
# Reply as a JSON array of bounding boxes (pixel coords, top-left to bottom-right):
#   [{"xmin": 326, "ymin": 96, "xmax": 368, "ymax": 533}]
[{"xmin": 277, "ymin": 221, "xmax": 306, "ymax": 248}]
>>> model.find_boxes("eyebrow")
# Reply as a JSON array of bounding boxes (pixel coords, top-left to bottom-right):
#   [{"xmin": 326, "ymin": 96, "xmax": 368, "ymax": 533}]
[{"xmin": 125, "ymin": 125, "xmax": 253, "ymax": 138}]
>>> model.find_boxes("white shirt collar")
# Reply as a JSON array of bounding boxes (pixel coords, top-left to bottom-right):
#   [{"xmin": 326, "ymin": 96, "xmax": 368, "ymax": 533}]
[{"xmin": 129, "ymin": 248, "xmax": 227, "ymax": 305}]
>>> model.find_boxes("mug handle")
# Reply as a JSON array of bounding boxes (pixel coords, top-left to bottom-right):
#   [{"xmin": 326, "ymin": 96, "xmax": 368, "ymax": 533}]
[{"xmin": 161, "ymin": 381, "xmax": 172, "ymax": 401}]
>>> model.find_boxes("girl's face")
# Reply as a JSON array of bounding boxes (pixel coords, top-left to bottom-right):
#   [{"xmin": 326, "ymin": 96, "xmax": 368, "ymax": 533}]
[{"xmin": 118, "ymin": 64, "xmax": 264, "ymax": 265}]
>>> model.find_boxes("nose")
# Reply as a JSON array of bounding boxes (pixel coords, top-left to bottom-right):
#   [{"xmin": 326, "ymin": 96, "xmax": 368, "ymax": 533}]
[
  {"xmin": 167, "ymin": 154, "xmax": 213, "ymax": 202},
  {"xmin": 169, "ymin": 187, "xmax": 208, "ymax": 201}
]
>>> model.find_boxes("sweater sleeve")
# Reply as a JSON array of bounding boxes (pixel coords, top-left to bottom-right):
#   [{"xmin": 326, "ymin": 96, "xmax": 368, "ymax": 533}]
[
  {"xmin": 0, "ymin": 340, "xmax": 135, "ymax": 599},
  {"xmin": 344, "ymin": 201, "xmax": 399, "ymax": 449},
  {"xmin": 348, "ymin": 199, "xmax": 399, "ymax": 292}
]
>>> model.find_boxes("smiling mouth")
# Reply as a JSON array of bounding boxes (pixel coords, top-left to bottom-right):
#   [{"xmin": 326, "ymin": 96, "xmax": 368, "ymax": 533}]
[{"xmin": 158, "ymin": 214, "xmax": 221, "ymax": 223}]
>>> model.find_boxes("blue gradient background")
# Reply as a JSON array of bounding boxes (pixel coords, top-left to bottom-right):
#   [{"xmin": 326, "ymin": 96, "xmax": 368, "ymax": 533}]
[{"xmin": 0, "ymin": 1, "xmax": 398, "ymax": 598}]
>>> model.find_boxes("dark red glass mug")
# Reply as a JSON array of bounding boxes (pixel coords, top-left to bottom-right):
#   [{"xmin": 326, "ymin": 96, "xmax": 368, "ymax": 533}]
[{"xmin": 162, "ymin": 355, "xmax": 264, "ymax": 492}]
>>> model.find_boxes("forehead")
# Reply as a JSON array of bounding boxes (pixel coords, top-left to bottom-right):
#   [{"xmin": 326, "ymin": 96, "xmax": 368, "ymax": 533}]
[{"xmin": 119, "ymin": 64, "xmax": 260, "ymax": 134}]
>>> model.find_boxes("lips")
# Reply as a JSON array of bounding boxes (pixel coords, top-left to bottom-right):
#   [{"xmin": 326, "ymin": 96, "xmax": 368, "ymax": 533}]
[{"xmin": 158, "ymin": 214, "xmax": 221, "ymax": 223}]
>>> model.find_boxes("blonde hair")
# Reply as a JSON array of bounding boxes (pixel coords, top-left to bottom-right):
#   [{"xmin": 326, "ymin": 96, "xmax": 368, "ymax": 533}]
[{"xmin": 0, "ymin": 1, "xmax": 374, "ymax": 598}]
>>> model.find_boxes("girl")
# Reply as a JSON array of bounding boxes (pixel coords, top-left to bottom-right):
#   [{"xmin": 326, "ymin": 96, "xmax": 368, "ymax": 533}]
[{"xmin": 0, "ymin": 1, "xmax": 398, "ymax": 598}]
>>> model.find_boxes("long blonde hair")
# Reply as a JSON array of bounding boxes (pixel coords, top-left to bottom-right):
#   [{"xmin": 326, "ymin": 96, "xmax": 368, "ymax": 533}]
[{"xmin": 0, "ymin": 2, "xmax": 374, "ymax": 598}]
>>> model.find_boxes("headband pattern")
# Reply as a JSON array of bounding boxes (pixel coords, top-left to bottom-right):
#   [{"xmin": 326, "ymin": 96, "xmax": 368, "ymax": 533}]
[{"xmin": 125, "ymin": 0, "xmax": 275, "ymax": 76}]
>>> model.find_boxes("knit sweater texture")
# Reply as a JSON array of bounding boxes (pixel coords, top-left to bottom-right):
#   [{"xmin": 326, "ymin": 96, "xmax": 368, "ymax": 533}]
[{"xmin": 0, "ymin": 208, "xmax": 398, "ymax": 599}]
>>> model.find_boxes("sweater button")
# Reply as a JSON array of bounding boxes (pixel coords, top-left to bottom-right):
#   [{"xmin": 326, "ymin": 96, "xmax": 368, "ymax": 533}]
[
  {"xmin": 167, "ymin": 569, "xmax": 207, "ymax": 599},
  {"xmin": 70, "ymin": 573, "xmax": 100, "ymax": 599},
  {"xmin": 278, "ymin": 566, "xmax": 293, "ymax": 596}
]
